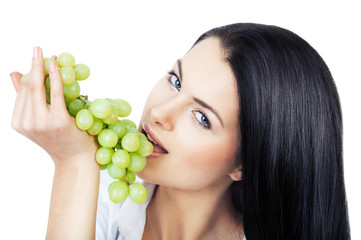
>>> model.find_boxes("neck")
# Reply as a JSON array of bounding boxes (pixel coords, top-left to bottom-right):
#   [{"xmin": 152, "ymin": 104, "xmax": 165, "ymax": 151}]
[{"xmin": 143, "ymin": 178, "xmax": 243, "ymax": 240}]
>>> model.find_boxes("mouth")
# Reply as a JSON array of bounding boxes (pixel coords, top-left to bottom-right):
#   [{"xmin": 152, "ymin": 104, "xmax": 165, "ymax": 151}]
[{"xmin": 142, "ymin": 123, "xmax": 168, "ymax": 158}]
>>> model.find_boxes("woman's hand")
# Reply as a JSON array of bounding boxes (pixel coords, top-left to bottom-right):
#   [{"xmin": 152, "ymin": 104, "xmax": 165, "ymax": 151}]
[
  {"xmin": 10, "ymin": 47, "xmax": 98, "ymax": 167},
  {"xmin": 11, "ymin": 47, "xmax": 100, "ymax": 239}
]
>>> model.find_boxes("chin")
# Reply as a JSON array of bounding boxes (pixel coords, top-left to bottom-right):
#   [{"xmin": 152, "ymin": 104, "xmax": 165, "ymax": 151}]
[{"xmin": 136, "ymin": 168, "xmax": 155, "ymax": 184}]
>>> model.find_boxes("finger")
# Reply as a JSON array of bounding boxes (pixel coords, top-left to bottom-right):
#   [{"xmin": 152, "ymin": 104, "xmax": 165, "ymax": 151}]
[
  {"xmin": 11, "ymin": 77, "xmax": 30, "ymax": 132},
  {"xmin": 29, "ymin": 47, "xmax": 47, "ymax": 111},
  {"xmin": 30, "ymin": 46, "xmax": 45, "ymax": 80},
  {"xmin": 48, "ymin": 61, "xmax": 67, "ymax": 113},
  {"xmin": 10, "ymin": 72, "xmax": 23, "ymax": 93}
]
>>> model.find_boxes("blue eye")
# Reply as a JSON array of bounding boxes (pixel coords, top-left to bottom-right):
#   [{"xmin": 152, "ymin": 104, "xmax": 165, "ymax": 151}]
[
  {"xmin": 193, "ymin": 111, "xmax": 211, "ymax": 129},
  {"xmin": 168, "ymin": 73, "xmax": 181, "ymax": 91}
]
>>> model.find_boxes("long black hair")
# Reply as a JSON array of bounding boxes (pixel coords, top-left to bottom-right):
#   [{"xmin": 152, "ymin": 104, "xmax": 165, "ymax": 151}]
[{"xmin": 194, "ymin": 23, "xmax": 350, "ymax": 239}]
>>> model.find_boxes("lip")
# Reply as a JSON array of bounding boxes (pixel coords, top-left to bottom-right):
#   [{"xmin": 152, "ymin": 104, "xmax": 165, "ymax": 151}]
[{"xmin": 142, "ymin": 123, "xmax": 168, "ymax": 156}]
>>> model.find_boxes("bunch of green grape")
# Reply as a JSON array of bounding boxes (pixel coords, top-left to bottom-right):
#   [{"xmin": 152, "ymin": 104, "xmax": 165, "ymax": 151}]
[{"xmin": 25, "ymin": 52, "xmax": 152, "ymax": 204}]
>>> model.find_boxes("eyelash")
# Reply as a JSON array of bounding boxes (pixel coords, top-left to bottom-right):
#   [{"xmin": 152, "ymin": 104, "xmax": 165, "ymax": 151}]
[
  {"xmin": 166, "ymin": 70, "xmax": 181, "ymax": 91},
  {"xmin": 192, "ymin": 110, "xmax": 211, "ymax": 130},
  {"xmin": 166, "ymin": 70, "xmax": 212, "ymax": 130}
]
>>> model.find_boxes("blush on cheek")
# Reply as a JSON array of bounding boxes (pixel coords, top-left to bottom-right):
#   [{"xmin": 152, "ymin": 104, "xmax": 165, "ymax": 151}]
[
  {"xmin": 179, "ymin": 140, "xmax": 231, "ymax": 172},
  {"xmin": 199, "ymin": 137, "xmax": 237, "ymax": 167}
]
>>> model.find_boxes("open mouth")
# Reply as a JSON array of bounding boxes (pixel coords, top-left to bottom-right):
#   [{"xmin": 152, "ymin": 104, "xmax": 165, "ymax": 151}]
[{"xmin": 142, "ymin": 124, "xmax": 168, "ymax": 157}]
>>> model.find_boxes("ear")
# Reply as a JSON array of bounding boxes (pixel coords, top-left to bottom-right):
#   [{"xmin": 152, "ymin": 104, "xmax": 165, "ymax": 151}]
[{"xmin": 228, "ymin": 167, "xmax": 242, "ymax": 181}]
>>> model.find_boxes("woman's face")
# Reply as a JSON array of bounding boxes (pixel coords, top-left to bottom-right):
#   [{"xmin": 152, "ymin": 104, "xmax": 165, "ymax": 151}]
[{"xmin": 138, "ymin": 37, "xmax": 240, "ymax": 190}]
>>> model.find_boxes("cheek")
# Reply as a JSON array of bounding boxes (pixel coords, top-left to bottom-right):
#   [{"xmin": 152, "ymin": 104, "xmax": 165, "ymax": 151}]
[{"xmin": 173, "ymin": 128, "xmax": 238, "ymax": 182}]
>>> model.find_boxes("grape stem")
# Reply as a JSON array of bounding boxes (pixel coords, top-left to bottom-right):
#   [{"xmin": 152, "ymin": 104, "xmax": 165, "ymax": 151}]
[{"xmin": 78, "ymin": 95, "xmax": 89, "ymax": 108}]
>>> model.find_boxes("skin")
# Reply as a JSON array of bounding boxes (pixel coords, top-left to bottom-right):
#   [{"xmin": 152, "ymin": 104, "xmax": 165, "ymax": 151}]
[
  {"xmin": 11, "ymin": 48, "xmax": 99, "ymax": 240},
  {"xmin": 139, "ymin": 37, "xmax": 243, "ymax": 239},
  {"xmin": 10, "ymin": 38, "xmax": 244, "ymax": 239}
]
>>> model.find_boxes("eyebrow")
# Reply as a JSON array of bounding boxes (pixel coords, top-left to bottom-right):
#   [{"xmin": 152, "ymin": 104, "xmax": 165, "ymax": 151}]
[
  {"xmin": 177, "ymin": 59, "xmax": 183, "ymax": 82},
  {"xmin": 177, "ymin": 59, "xmax": 224, "ymax": 128}
]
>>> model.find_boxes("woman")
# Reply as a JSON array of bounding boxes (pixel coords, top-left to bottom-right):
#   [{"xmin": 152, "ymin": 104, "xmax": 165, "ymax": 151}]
[{"xmin": 10, "ymin": 23, "xmax": 350, "ymax": 239}]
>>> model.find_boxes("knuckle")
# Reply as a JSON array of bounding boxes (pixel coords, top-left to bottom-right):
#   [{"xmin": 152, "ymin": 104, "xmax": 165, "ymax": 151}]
[
  {"xmin": 21, "ymin": 120, "xmax": 49, "ymax": 136},
  {"xmin": 33, "ymin": 123, "xmax": 46, "ymax": 134},
  {"xmin": 51, "ymin": 87, "xmax": 61, "ymax": 97},
  {"xmin": 52, "ymin": 125, "xmax": 63, "ymax": 134},
  {"xmin": 51, "ymin": 116, "xmax": 64, "ymax": 130},
  {"xmin": 28, "ymin": 75, "xmax": 43, "ymax": 91},
  {"xmin": 52, "ymin": 123, "xmax": 66, "ymax": 135},
  {"xmin": 20, "ymin": 76, "xmax": 29, "ymax": 87},
  {"xmin": 52, "ymin": 88, "xmax": 64, "ymax": 101},
  {"xmin": 11, "ymin": 118, "xmax": 20, "ymax": 131},
  {"xmin": 28, "ymin": 81, "xmax": 39, "ymax": 93},
  {"xmin": 32, "ymin": 57, "xmax": 43, "ymax": 69},
  {"xmin": 21, "ymin": 121, "xmax": 34, "ymax": 133}
]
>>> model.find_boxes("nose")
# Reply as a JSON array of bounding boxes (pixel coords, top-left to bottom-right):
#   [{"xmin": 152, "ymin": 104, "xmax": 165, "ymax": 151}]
[{"xmin": 150, "ymin": 95, "xmax": 184, "ymax": 131}]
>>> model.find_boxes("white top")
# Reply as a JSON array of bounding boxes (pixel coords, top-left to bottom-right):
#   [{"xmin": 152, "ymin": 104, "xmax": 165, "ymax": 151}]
[
  {"xmin": 96, "ymin": 171, "xmax": 246, "ymax": 240},
  {"xmin": 96, "ymin": 171, "xmax": 156, "ymax": 240}
]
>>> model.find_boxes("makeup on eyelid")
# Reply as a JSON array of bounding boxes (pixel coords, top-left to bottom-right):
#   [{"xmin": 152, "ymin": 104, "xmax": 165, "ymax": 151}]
[{"xmin": 137, "ymin": 38, "xmax": 239, "ymax": 191}]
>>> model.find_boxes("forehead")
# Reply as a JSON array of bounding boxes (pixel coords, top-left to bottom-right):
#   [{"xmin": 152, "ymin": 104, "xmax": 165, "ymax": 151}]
[{"xmin": 180, "ymin": 37, "xmax": 239, "ymax": 130}]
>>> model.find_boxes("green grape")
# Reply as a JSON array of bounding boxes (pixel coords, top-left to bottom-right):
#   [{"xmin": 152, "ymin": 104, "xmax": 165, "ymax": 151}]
[
  {"xmin": 45, "ymin": 76, "xmax": 51, "ymax": 92},
  {"xmin": 121, "ymin": 133, "xmax": 140, "ymax": 152},
  {"xmin": 63, "ymin": 80, "xmax": 80, "ymax": 100},
  {"xmin": 96, "ymin": 147, "xmax": 114, "ymax": 165},
  {"xmin": 98, "ymin": 129, "xmax": 118, "ymax": 148},
  {"xmin": 127, "ymin": 170, "xmax": 136, "ymax": 184},
  {"xmin": 103, "ymin": 108, "xmax": 118, "ymax": 124},
  {"xmin": 112, "ymin": 99, "xmax": 131, "ymax": 117},
  {"xmin": 64, "ymin": 97, "xmax": 72, "ymax": 109},
  {"xmin": 107, "ymin": 162, "xmax": 126, "ymax": 179},
  {"xmin": 89, "ymin": 98, "xmax": 112, "ymax": 119},
  {"xmin": 112, "ymin": 149, "xmax": 130, "ymax": 169},
  {"xmin": 46, "ymin": 91, "xmax": 51, "ymax": 104},
  {"xmin": 121, "ymin": 119, "xmax": 137, "ymax": 129},
  {"xmin": 108, "ymin": 181, "xmax": 129, "ymax": 204},
  {"xmin": 99, "ymin": 164, "xmax": 107, "ymax": 170},
  {"xmin": 127, "ymin": 152, "xmax": 147, "ymax": 172},
  {"xmin": 20, "ymin": 73, "xmax": 27, "ymax": 83},
  {"xmin": 115, "ymin": 141, "xmax": 122, "ymax": 150},
  {"xmin": 31, "ymin": 50, "xmax": 150, "ymax": 204},
  {"xmin": 119, "ymin": 172, "xmax": 127, "ymax": 181},
  {"xmin": 44, "ymin": 76, "xmax": 51, "ymax": 100},
  {"xmin": 136, "ymin": 140, "xmax": 154, "ymax": 157},
  {"xmin": 137, "ymin": 132, "xmax": 148, "ymax": 142},
  {"xmin": 108, "ymin": 181, "xmax": 115, "ymax": 194},
  {"xmin": 76, "ymin": 109, "xmax": 93, "ymax": 130},
  {"xmin": 58, "ymin": 52, "xmax": 75, "ymax": 67},
  {"xmin": 85, "ymin": 100, "xmax": 91, "ymax": 108},
  {"xmin": 125, "ymin": 127, "xmax": 138, "ymax": 135},
  {"xmin": 87, "ymin": 117, "xmax": 103, "ymax": 135},
  {"xmin": 73, "ymin": 63, "xmax": 90, "ymax": 80},
  {"xmin": 129, "ymin": 183, "xmax": 147, "ymax": 204},
  {"xmin": 108, "ymin": 120, "xmax": 126, "ymax": 139},
  {"xmin": 44, "ymin": 58, "xmax": 59, "ymax": 75},
  {"xmin": 60, "ymin": 66, "xmax": 76, "ymax": 85},
  {"xmin": 68, "ymin": 98, "xmax": 85, "ymax": 117}
]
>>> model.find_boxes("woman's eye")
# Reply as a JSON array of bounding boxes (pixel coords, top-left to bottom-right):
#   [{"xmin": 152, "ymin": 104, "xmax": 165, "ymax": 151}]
[
  {"xmin": 168, "ymin": 74, "xmax": 181, "ymax": 91},
  {"xmin": 193, "ymin": 111, "xmax": 211, "ymax": 129}
]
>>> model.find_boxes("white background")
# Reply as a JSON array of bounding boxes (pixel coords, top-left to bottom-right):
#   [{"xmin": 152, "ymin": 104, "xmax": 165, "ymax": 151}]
[{"xmin": 0, "ymin": 0, "xmax": 360, "ymax": 238}]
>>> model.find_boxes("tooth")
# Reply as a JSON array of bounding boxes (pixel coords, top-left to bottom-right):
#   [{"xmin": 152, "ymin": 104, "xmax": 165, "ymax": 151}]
[{"xmin": 147, "ymin": 133, "xmax": 157, "ymax": 145}]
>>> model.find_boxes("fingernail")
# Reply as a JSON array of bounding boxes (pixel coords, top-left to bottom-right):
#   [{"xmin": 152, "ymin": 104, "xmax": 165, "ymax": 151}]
[
  {"xmin": 49, "ymin": 61, "xmax": 55, "ymax": 73},
  {"xmin": 33, "ymin": 46, "xmax": 39, "ymax": 58}
]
